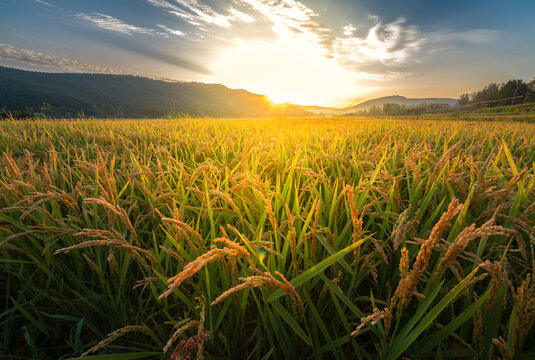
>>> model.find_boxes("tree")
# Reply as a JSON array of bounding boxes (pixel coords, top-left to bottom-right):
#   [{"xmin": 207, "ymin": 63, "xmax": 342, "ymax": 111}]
[
  {"xmin": 40, "ymin": 102, "xmax": 53, "ymax": 117},
  {"xmin": 459, "ymin": 80, "xmax": 531, "ymax": 108},
  {"xmin": 459, "ymin": 93, "xmax": 471, "ymax": 106},
  {"xmin": 473, "ymin": 83, "xmax": 499, "ymax": 104},
  {"xmin": 524, "ymin": 78, "xmax": 535, "ymax": 104},
  {"xmin": 494, "ymin": 80, "xmax": 528, "ymax": 106}
]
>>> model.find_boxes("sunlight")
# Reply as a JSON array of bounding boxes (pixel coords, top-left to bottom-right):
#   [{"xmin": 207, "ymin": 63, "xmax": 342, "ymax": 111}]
[
  {"xmin": 265, "ymin": 93, "xmax": 288, "ymax": 106},
  {"xmin": 205, "ymin": 36, "xmax": 371, "ymax": 107}
]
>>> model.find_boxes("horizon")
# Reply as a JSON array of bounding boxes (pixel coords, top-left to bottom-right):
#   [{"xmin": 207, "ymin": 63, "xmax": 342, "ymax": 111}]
[
  {"xmin": 0, "ymin": 64, "xmax": 464, "ymax": 109},
  {"xmin": 1, "ymin": 0, "xmax": 534, "ymax": 107}
]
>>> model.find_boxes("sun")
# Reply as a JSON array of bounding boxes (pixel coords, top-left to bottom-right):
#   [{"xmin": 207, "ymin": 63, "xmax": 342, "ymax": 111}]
[
  {"xmin": 204, "ymin": 36, "xmax": 370, "ymax": 107},
  {"xmin": 265, "ymin": 94, "xmax": 287, "ymax": 105}
]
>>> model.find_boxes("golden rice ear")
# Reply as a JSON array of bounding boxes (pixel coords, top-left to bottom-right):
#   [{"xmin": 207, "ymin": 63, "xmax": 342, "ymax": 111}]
[
  {"xmin": 161, "ymin": 217, "xmax": 205, "ymax": 256},
  {"xmin": 390, "ymin": 199, "xmax": 463, "ymax": 314},
  {"xmin": 284, "ymin": 204, "xmax": 299, "ymax": 273},
  {"xmin": 82, "ymin": 325, "xmax": 149, "ymax": 357},
  {"xmin": 351, "ymin": 307, "xmax": 391, "ymax": 337},
  {"xmin": 159, "ymin": 238, "xmax": 252, "ymax": 299},
  {"xmin": 399, "ymin": 247, "xmax": 409, "ymax": 279},
  {"xmin": 345, "ymin": 185, "xmax": 363, "ymax": 267},
  {"xmin": 434, "ymin": 220, "xmax": 513, "ymax": 281},
  {"xmin": 54, "ymin": 228, "xmax": 156, "ymax": 272},
  {"xmin": 310, "ymin": 197, "xmax": 321, "ymax": 261},
  {"xmin": 509, "ymin": 273, "xmax": 535, "ymax": 355},
  {"xmin": 163, "ymin": 320, "xmax": 199, "ymax": 353},
  {"xmin": 85, "ymin": 197, "xmax": 136, "ymax": 239},
  {"xmin": 257, "ymin": 190, "xmax": 278, "ymax": 233},
  {"xmin": 159, "ymin": 249, "xmax": 227, "ymax": 299},
  {"xmin": 211, "ymin": 270, "xmax": 303, "ymax": 316},
  {"xmin": 211, "ymin": 281, "xmax": 262, "ymax": 306}
]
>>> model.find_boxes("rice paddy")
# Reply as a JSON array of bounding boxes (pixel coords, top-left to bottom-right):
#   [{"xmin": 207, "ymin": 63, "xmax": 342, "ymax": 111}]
[{"xmin": 1, "ymin": 117, "xmax": 535, "ymax": 359}]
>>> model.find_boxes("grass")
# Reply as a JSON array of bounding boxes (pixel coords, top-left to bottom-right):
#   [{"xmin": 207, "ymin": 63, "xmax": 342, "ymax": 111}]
[
  {"xmin": 1, "ymin": 117, "xmax": 534, "ymax": 359},
  {"xmin": 415, "ymin": 102, "xmax": 535, "ymax": 123},
  {"xmin": 470, "ymin": 102, "xmax": 535, "ymax": 115}
]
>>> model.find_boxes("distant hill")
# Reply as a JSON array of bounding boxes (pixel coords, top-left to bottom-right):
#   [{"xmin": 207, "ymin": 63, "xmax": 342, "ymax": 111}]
[
  {"xmin": 346, "ymin": 96, "xmax": 459, "ymax": 112},
  {"xmin": 0, "ymin": 66, "xmax": 311, "ymax": 118},
  {"xmin": 300, "ymin": 105, "xmax": 340, "ymax": 114},
  {"xmin": 0, "ymin": 66, "xmax": 461, "ymax": 118},
  {"xmin": 304, "ymin": 95, "xmax": 458, "ymax": 115}
]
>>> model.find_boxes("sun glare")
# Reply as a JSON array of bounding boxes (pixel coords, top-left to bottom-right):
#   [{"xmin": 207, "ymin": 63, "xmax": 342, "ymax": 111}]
[
  {"xmin": 266, "ymin": 94, "xmax": 287, "ymax": 105},
  {"xmin": 205, "ymin": 36, "xmax": 371, "ymax": 107}
]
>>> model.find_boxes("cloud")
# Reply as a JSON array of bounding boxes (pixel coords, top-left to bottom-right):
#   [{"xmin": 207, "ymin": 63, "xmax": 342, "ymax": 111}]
[
  {"xmin": 0, "ymin": 42, "xmax": 213, "ymax": 76},
  {"xmin": 0, "ymin": 43, "xmax": 124, "ymax": 73},
  {"xmin": 335, "ymin": 18, "xmax": 424, "ymax": 72},
  {"xmin": 367, "ymin": 14, "xmax": 380, "ymax": 23},
  {"xmin": 428, "ymin": 29, "xmax": 499, "ymax": 44},
  {"xmin": 33, "ymin": 0, "xmax": 55, "ymax": 7},
  {"xmin": 147, "ymin": 0, "xmax": 255, "ymax": 27},
  {"xmin": 228, "ymin": 8, "xmax": 255, "ymax": 23},
  {"xmin": 428, "ymin": 48, "xmax": 448, "ymax": 55},
  {"xmin": 157, "ymin": 24, "xmax": 186, "ymax": 37},
  {"xmin": 205, "ymin": 0, "xmax": 431, "ymax": 106},
  {"xmin": 76, "ymin": 13, "xmax": 163, "ymax": 36},
  {"xmin": 173, "ymin": 0, "xmax": 232, "ymax": 27},
  {"xmin": 343, "ymin": 24, "xmax": 357, "ymax": 36},
  {"xmin": 424, "ymin": 29, "xmax": 499, "ymax": 55},
  {"xmin": 237, "ymin": 1, "xmax": 424, "ymax": 78},
  {"xmin": 240, "ymin": 0, "xmax": 333, "ymax": 53},
  {"xmin": 72, "ymin": 10, "xmax": 213, "ymax": 74},
  {"xmin": 93, "ymin": 1, "xmax": 424, "ymax": 80},
  {"xmin": 82, "ymin": 34, "xmax": 213, "ymax": 75}
]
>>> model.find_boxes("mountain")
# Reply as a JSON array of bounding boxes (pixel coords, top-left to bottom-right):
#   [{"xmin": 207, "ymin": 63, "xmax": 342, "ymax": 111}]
[
  {"xmin": 0, "ymin": 66, "xmax": 311, "ymax": 118},
  {"xmin": 304, "ymin": 95, "xmax": 459, "ymax": 115},
  {"xmin": 345, "ymin": 95, "xmax": 459, "ymax": 112},
  {"xmin": 300, "ymin": 105, "xmax": 340, "ymax": 114},
  {"xmin": 0, "ymin": 66, "xmax": 460, "ymax": 118}
]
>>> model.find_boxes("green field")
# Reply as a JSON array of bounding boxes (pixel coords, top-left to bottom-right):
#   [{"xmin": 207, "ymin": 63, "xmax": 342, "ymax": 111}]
[
  {"xmin": 416, "ymin": 103, "xmax": 535, "ymax": 123},
  {"xmin": 1, "ymin": 118, "xmax": 535, "ymax": 359}
]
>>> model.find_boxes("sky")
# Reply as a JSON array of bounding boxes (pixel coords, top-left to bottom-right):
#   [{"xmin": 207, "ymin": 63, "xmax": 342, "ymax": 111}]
[{"xmin": 1, "ymin": 0, "xmax": 534, "ymax": 107}]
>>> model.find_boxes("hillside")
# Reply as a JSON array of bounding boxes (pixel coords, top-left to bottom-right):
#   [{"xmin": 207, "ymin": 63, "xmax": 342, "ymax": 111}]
[
  {"xmin": 0, "ymin": 67, "xmax": 462, "ymax": 119},
  {"xmin": 304, "ymin": 95, "xmax": 458, "ymax": 115},
  {"xmin": 0, "ymin": 66, "xmax": 311, "ymax": 118}
]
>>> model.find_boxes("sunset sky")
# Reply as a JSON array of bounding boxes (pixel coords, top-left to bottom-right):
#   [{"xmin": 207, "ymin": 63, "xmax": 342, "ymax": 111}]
[{"xmin": 1, "ymin": 0, "xmax": 534, "ymax": 107}]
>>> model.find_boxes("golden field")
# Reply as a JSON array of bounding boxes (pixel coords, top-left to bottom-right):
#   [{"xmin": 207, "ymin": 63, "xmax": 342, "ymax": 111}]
[{"xmin": 1, "ymin": 117, "xmax": 534, "ymax": 359}]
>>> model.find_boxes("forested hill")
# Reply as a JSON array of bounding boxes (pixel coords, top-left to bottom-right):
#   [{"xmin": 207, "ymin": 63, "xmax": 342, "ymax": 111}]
[{"xmin": 0, "ymin": 66, "xmax": 311, "ymax": 118}]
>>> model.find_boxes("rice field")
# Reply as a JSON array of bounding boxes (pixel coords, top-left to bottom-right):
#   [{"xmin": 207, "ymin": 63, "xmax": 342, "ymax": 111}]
[{"xmin": 1, "ymin": 117, "xmax": 535, "ymax": 359}]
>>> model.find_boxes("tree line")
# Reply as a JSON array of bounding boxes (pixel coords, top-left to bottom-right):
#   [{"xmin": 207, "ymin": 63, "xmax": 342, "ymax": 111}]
[
  {"xmin": 459, "ymin": 78, "xmax": 535, "ymax": 107},
  {"xmin": 344, "ymin": 103, "xmax": 452, "ymax": 117},
  {"xmin": 345, "ymin": 78, "xmax": 535, "ymax": 117}
]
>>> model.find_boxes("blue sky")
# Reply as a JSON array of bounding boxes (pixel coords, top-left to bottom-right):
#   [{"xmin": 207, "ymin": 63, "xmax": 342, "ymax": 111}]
[{"xmin": 1, "ymin": 0, "xmax": 534, "ymax": 106}]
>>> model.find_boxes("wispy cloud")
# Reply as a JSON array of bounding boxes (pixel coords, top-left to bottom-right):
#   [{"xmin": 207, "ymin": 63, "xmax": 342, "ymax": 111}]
[
  {"xmin": 0, "ymin": 42, "xmax": 212, "ymax": 77},
  {"xmin": 238, "ymin": 1, "xmax": 424, "ymax": 79},
  {"xmin": 424, "ymin": 29, "xmax": 499, "ymax": 55},
  {"xmin": 0, "ymin": 43, "xmax": 123, "ymax": 73},
  {"xmin": 33, "ymin": 0, "xmax": 56, "ymax": 7},
  {"xmin": 71, "ymin": 9, "xmax": 213, "ymax": 74},
  {"xmin": 76, "ymin": 13, "xmax": 163, "ymax": 36},
  {"xmin": 228, "ymin": 8, "xmax": 255, "ymax": 23},
  {"xmin": 240, "ymin": 0, "xmax": 333, "ymax": 54},
  {"xmin": 343, "ymin": 24, "xmax": 357, "ymax": 36},
  {"xmin": 147, "ymin": 0, "xmax": 255, "ymax": 27},
  {"xmin": 335, "ymin": 18, "xmax": 424, "ymax": 72},
  {"xmin": 157, "ymin": 24, "xmax": 186, "ymax": 37},
  {"xmin": 173, "ymin": 0, "xmax": 233, "ymax": 27},
  {"xmin": 428, "ymin": 29, "xmax": 499, "ymax": 44}
]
